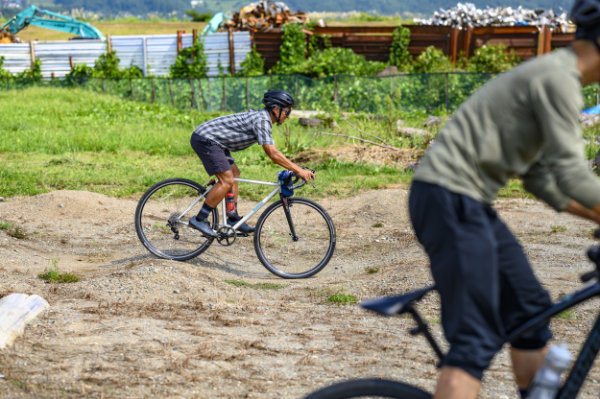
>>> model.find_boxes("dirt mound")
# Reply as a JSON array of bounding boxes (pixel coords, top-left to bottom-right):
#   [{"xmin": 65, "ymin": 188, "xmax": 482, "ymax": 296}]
[{"xmin": 293, "ymin": 145, "xmax": 418, "ymax": 169}]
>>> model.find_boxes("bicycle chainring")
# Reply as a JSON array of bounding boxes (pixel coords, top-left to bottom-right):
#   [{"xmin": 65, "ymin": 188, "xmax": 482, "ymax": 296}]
[{"xmin": 216, "ymin": 226, "xmax": 236, "ymax": 246}]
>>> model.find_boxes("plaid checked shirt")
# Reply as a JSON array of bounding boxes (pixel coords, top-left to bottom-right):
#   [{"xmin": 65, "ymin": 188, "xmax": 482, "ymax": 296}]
[{"xmin": 192, "ymin": 109, "xmax": 274, "ymax": 152}]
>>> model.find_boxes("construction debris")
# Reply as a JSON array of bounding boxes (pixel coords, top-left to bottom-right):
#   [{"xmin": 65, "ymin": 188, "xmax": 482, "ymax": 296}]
[
  {"xmin": 222, "ymin": 1, "xmax": 309, "ymax": 32},
  {"xmin": 415, "ymin": 2, "xmax": 569, "ymax": 31},
  {"xmin": 0, "ymin": 30, "xmax": 19, "ymax": 43}
]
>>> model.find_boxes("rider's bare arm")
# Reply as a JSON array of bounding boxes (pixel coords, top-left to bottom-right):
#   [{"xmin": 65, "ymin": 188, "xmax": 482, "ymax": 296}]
[
  {"xmin": 262, "ymin": 144, "xmax": 315, "ymax": 181},
  {"xmin": 564, "ymin": 200, "xmax": 600, "ymax": 224}
]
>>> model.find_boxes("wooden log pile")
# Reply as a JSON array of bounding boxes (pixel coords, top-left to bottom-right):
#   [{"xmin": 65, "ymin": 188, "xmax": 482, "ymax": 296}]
[{"xmin": 222, "ymin": 1, "xmax": 308, "ymax": 32}]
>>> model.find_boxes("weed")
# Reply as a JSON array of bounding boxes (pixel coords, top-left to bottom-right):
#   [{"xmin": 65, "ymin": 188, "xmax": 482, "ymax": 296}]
[
  {"xmin": 372, "ymin": 222, "xmax": 383, "ymax": 228},
  {"xmin": 557, "ymin": 309, "xmax": 576, "ymax": 320},
  {"xmin": 0, "ymin": 221, "xmax": 26, "ymax": 239},
  {"xmin": 224, "ymin": 279, "xmax": 286, "ymax": 290},
  {"xmin": 38, "ymin": 261, "xmax": 80, "ymax": 283},
  {"xmin": 11, "ymin": 380, "xmax": 26, "ymax": 389},
  {"xmin": 365, "ymin": 266, "xmax": 380, "ymax": 274},
  {"xmin": 327, "ymin": 293, "xmax": 358, "ymax": 305},
  {"xmin": 551, "ymin": 225, "xmax": 567, "ymax": 233}
]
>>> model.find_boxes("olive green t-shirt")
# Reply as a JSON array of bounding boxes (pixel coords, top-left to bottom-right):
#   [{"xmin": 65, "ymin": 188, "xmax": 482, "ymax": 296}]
[{"xmin": 413, "ymin": 47, "xmax": 600, "ymax": 211}]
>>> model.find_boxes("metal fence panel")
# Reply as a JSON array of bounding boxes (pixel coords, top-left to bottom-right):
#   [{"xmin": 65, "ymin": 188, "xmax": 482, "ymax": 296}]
[{"xmin": 0, "ymin": 32, "xmax": 251, "ymax": 78}]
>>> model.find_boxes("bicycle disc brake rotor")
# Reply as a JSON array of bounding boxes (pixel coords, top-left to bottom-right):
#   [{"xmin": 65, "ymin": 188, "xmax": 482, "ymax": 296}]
[{"xmin": 216, "ymin": 226, "xmax": 236, "ymax": 246}]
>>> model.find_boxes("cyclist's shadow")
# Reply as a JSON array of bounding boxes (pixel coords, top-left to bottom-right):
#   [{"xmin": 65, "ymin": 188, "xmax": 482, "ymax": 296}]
[{"xmin": 187, "ymin": 250, "xmax": 269, "ymax": 279}]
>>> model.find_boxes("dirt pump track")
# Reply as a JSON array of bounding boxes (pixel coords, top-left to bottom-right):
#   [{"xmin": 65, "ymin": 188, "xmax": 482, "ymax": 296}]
[{"xmin": 0, "ymin": 188, "xmax": 599, "ymax": 398}]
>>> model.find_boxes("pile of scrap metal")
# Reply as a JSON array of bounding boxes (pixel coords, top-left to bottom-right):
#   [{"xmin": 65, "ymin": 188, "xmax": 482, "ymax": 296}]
[
  {"xmin": 222, "ymin": 1, "xmax": 308, "ymax": 32},
  {"xmin": 415, "ymin": 2, "xmax": 569, "ymax": 31}
]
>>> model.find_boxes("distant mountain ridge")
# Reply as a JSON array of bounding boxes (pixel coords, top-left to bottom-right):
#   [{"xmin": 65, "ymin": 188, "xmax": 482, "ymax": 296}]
[{"xmin": 19, "ymin": 0, "xmax": 574, "ymax": 18}]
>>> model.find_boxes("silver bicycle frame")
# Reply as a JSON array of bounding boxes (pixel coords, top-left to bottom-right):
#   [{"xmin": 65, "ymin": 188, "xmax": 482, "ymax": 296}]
[{"xmin": 221, "ymin": 177, "xmax": 280, "ymax": 230}]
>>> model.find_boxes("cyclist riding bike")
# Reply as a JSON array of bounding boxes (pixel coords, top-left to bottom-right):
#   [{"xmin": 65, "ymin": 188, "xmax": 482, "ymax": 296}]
[
  {"xmin": 189, "ymin": 89, "xmax": 315, "ymax": 238},
  {"xmin": 408, "ymin": 1, "xmax": 600, "ymax": 398}
]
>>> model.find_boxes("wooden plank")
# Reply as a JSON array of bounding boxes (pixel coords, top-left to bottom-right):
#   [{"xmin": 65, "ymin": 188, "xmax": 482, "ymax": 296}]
[{"xmin": 473, "ymin": 26, "xmax": 540, "ymax": 35}]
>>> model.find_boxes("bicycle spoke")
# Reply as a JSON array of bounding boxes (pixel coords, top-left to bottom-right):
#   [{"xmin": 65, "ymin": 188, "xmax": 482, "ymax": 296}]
[
  {"xmin": 254, "ymin": 198, "xmax": 335, "ymax": 278},
  {"xmin": 135, "ymin": 179, "xmax": 217, "ymax": 261}
]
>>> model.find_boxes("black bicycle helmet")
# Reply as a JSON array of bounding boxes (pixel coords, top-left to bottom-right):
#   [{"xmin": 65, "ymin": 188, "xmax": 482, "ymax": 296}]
[
  {"xmin": 262, "ymin": 89, "xmax": 295, "ymax": 110},
  {"xmin": 570, "ymin": 0, "xmax": 600, "ymax": 42},
  {"xmin": 262, "ymin": 89, "xmax": 295, "ymax": 125}
]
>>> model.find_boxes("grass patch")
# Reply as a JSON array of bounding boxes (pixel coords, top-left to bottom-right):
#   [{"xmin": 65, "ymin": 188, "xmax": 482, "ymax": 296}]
[
  {"xmin": 327, "ymin": 293, "xmax": 358, "ymax": 305},
  {"xmin": 551, "ymin": 225, "xmax": 567, "ymax": 233},
  {"xmin": 38, "ymin": 262, "xmax": 80, "ymax": 283},
  {"xmin": 0, "ymin": 87, "xmax": 412, "ymax": 200},
  {"xmin": 224, "ymin": 279, "xmax": 286, "ymax": 290},
  {"xmin": 0, "ymin": 221, "xmax": 26, "ymax": 239},
  {"xmin": 365, "ymin": 266, "xmax": 380, "ymax": 274},
  {"xmin": 556, "ymin": 309, "xmax": 576, "ymax": 320}
]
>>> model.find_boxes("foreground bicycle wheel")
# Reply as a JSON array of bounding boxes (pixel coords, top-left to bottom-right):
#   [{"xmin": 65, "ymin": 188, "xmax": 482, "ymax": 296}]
[
  {"xmin": 254, "ymin": 197, "xmax": 336, "ymax": 278},
  {"xmin": 304, "ymin": 378, "xmax": 432, "ymax": 399},
  {"xmin": 135, "ymin": 178, "xmax": 218, "ymax": 261}
]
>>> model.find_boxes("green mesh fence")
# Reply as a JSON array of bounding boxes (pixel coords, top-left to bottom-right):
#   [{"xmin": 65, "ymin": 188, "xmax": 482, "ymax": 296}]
[{"xmin": 2, "ymin": 74, "xmax": 599, "ymax": 114}]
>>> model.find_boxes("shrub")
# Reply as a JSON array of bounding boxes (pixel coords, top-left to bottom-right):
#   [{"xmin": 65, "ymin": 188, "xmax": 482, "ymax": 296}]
[
  {"xmin": 270, "ymin": 23, "xmax": 306, "ymax": 75},
  {"xmin": 302, "ymin": 47, "xmax": 386, "ymax": 78},
  {"xmin": 170, "ymin": 38, "xmax": 208, "ymax": 78},
  {"xmin": 389, "ymin": 26, "xmax": 412, "ymax": 72},
  {"xmin": 412, "ymin": 46, "xmax": 453, "ymax": 73},
  {"xmin": 238, "ymin": 45, "xmax": 265, "ymax": 76},
  {"xmin": 16, "ymin": 59, "xmax": 43, "ymax": 81},
  {"xmin": 466, "ymin": 44, "xmax": 521, "ymax": 73}
]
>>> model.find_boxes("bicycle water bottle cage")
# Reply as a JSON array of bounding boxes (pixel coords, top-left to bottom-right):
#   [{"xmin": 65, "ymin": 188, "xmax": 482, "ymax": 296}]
[{"xmin": 278, "ymin": 170, "xmax": 294, "ymax": 197}]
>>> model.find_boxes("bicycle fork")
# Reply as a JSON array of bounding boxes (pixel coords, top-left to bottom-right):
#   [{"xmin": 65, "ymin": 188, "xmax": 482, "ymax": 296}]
[{"xmin": 281, "ymin": 197, "xmax": 299, "ymax": 241}]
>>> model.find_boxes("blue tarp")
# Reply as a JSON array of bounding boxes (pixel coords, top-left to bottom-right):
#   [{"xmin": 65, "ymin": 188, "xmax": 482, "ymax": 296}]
[{"xmin": 583, "ymin": 104, "xmax": 600, "ymax": 114}]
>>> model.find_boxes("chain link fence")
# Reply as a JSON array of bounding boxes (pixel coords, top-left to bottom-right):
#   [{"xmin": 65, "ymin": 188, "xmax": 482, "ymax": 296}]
[{"xmin": 2, "ymin": 74, "xmax": 599, "ymax": 115}]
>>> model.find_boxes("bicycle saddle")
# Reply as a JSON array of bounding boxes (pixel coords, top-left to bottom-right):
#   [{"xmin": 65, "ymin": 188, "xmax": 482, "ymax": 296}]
[{"xmin": 361, "ymin": 285, "xmax": 436, "ymax": 316}]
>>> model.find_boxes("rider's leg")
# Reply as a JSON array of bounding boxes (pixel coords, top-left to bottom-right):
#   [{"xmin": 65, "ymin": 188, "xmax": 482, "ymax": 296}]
[
  {"xmin": 433, "ymin": 366, "xmax": 481, "ymax": 399},
  {"xmin": 510, "ymin": 347, "xmax": 548, "ymax": 393},
  {"xmin": 230, "ymin": 163, "xmax": 240, "ymax": 202},
  {"xmin": 204, "ymin": 169, "xmax": 234, "ymax": 208}
]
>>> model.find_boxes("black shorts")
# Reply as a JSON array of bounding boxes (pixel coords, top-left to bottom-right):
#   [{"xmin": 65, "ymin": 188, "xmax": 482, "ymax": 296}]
[
  {"xmin": 190, "ymin": 134, "xmax": 235, "ymax": 176},
  {"xmin": 408, "ymin": 181, "xmax": 552, "ymax": 380}
]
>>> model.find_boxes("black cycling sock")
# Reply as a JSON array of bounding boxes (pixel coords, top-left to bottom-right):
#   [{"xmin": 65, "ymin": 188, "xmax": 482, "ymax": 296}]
[
  {"xmin": 196, "ymin": 203, "xmax": 213, "ymax": 221},
  {"xmin": 519, "ymin": 388, "xmax": 528, "ymax": 399}
]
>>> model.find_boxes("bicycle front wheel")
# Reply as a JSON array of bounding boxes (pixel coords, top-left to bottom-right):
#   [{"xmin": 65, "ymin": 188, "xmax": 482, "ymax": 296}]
[
  {"xmin": 304, "ymin": 378, "xmax": 432, "ymax": 399},
  {"xmin": 254, "ymin": 197, "xmax": 336, "ymax": 279},
  {"xmin": 134, "ymin": 178, "xmax": 218, "ymax": 261}
]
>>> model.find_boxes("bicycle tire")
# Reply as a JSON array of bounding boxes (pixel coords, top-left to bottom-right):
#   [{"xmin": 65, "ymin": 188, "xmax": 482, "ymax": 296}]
[
  {"xmin": 134, "ymin": 178, "xmax": 218, "ymax": 261},
  {"xmin": 253, "ymin": 197, "xmax": 336, "ymax": 279},
  {"xmin": 304, "ymin": 378, "xmax": 432, "ymax": 399}
]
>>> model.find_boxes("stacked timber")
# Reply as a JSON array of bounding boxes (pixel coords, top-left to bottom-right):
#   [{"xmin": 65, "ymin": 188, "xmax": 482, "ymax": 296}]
[{"xmin": 223, "ymin": 1, "xmax": 308, "ymax": 32}]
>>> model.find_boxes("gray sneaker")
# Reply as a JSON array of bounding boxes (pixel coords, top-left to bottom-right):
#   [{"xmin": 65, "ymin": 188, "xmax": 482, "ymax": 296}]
[{"xmin": 189, "ymin": 217, "xmax": 218, "ymax": 238}]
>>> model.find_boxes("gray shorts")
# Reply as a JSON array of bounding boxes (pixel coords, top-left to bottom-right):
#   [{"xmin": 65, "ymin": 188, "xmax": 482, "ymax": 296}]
[{"xmin": 190, "ymin": 134, "xmax": 235, "ymax": 176}]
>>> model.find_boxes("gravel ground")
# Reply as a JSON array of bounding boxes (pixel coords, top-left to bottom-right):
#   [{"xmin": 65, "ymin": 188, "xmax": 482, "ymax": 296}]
[{"xmin": 0, "ymin": 188, "xmax": 599, "ymax": 398}]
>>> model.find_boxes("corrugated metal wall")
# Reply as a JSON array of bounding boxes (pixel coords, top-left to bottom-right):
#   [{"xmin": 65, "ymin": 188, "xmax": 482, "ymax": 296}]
[{"xmin": 0, "ymin": 32, "xmax": 252, "ymax": 78}]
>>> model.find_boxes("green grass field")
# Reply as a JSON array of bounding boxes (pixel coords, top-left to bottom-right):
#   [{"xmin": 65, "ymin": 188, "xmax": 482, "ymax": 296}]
[
  {"xmin": 0, "ymin": 87, "xmax": 411, "ymax": 200},
  {"xmin": 2, "ymin": 86, "xmax": 599, "ymax": 201}
]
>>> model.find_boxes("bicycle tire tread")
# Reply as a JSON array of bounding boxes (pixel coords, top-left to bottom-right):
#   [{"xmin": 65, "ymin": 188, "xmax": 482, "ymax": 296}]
[{"xmin": 304, "ymin": 378, "xmax": 431, "ymax": 399}]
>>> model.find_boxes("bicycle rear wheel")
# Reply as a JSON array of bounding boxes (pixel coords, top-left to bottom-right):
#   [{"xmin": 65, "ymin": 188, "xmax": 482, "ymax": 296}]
[
  {"xmin": 134, "ymin": 178, "xmax": 218, "ymax": 261},
  {"xmin": 253, "ymin": 197, "xmax": 336, "ymax": 279},
  {"xmin": 304, "ymin": 378, "xmax": 431, "ymax": 399}
]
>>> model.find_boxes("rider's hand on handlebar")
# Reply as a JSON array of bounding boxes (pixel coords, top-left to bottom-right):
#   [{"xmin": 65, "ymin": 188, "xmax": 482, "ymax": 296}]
[{"xmin": 297, "ymin": 168, "xmax": 315, "ymax": 182}]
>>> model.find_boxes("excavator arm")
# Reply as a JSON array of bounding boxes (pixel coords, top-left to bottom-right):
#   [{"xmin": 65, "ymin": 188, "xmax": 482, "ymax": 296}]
[{"xmin": 1, "ymin": 5, "xmax": 104, "ymax": 40}]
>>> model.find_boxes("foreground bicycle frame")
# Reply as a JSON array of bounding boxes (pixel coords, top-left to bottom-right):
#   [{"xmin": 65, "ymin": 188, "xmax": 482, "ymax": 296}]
[
  {"xmin": 135, "ymin": 172, "xmax": 336, "ymax": 279},
  {"xmin": 306, "ymin": 245, "xmax": 600, "ymax": 398}
]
